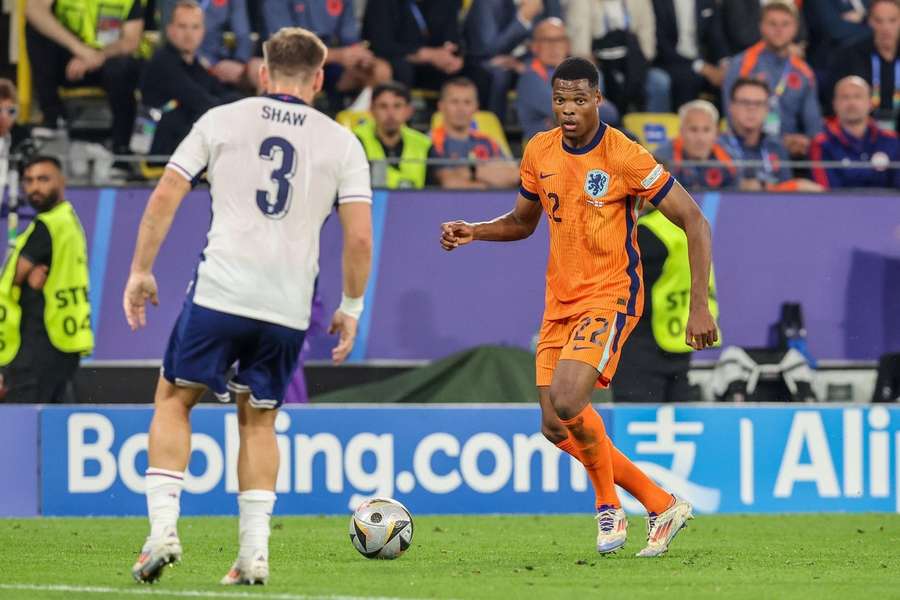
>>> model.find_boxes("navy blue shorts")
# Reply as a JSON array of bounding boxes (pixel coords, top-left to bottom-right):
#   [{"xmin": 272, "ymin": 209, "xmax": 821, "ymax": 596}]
[{"xmin": 162, "ymin": 296, "xmax": 306, "ymax": 408}]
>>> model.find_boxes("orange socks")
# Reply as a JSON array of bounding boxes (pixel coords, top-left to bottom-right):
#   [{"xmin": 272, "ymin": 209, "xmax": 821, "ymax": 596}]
[
  {"xmin": 558, "ymin": 404, "xmax": 620, "ymax": 509},
  {"xmin": 609, "ymin": 444, "xmax": 673, "ymax": 515},
  {"xmin": 555, "ymin": 413, "xmax": 671, "ymax": 515}
]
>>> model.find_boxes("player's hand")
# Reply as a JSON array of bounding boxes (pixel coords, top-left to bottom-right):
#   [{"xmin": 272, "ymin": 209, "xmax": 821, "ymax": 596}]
[
  {"xmin": 329, "ymin": 309, "xmax": 358, "ymax": 365},
  {"xmin": 685, "ymin": 305, "xmax": 718, "ymax": 350},
  {"xmin": 123, "ymin": 271, "xmax": 159, "ymax": 331},
  {"xmin": 440, "ymin": 221, "xmax": 475, "ymax": 251}
]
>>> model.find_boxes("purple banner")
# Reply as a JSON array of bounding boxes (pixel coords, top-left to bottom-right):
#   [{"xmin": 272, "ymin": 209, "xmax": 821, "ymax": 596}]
[
  {"xmin": 0, "ymin": 406, "xmax": 39, "ymax": 516},
  {"xmin": 4, "ymin": 189, "xmax": 897, "ymax": 361}
]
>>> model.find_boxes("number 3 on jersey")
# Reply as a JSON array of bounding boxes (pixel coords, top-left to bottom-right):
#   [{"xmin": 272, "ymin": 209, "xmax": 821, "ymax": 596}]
[{"xmin": 256, "ymin": 136, "xmax": 296, "ymax": 219}]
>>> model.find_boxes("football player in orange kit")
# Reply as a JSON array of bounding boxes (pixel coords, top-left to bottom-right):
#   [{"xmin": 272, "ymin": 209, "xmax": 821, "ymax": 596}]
[{"xmin": 440, "ymin": 57, "xmax": 718, "ymax": 557}]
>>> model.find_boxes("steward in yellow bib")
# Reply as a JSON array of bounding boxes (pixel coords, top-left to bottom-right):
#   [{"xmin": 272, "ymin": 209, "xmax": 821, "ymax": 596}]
[
  {"xmin": 613, "ymin": 207, "xmax": 720, "ymax": 403},
  {"xmin": 24, "ymin": 0, "xmax": 145, "ymax": 156},
  {"xmin": 353, "ymin": 82, "xmax": 431, "ymax": 189},
  {"xmin": 0, "ymin": 156, "xmax": 93, "ymax": 402}
]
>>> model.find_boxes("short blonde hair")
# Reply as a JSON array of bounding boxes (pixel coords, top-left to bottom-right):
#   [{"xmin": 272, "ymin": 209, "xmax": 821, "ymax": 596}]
[
  {"xmin": 678, "ymin": 100, "xmax": 719, "ymax": 125},
  {"xmin": 761, "ymin": 0, "xmax": 799, "ymax": 20},
  {"xmin": 263, "ymin": 27, "xmax": 327, "ymax": 83}
]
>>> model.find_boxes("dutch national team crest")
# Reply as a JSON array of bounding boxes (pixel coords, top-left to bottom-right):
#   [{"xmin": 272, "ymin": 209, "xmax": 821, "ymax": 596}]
[{"xmin": 584, "ymin": 169, "xmax": 609, "ymax": 199}]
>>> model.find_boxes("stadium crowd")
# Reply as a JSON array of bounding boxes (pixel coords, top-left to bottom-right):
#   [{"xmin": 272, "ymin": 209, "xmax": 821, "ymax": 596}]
[{"xmin": 5, "ymin": 0, "xmax": 900, "ymax": 190}]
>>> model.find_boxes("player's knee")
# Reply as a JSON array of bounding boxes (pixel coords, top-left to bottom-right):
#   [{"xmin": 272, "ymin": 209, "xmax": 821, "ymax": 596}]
[
  {"xmin": 548, "ymin": 381, "xmax": 582, "ymax": 420},
  {"xmin": 541, "ymin": 421, "xmax": 568, "ymax": 445}
]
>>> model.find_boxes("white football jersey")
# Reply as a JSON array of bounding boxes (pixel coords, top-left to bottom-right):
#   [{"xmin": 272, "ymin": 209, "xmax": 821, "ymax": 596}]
[{"xmin": 168, "ymin": 95, "xmax": 371, "ymax": 330}]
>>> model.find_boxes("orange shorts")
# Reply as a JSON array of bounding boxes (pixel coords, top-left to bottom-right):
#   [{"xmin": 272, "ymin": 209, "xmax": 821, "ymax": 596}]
[{"xmin": 535, "ymin": 309, "xmax": 639, "ymax": 388}]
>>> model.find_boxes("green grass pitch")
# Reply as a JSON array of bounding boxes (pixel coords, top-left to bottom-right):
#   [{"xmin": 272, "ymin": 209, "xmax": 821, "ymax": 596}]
[{"xmin": 1, "ymin": 514, "xmax": 898, "ymax": 599}]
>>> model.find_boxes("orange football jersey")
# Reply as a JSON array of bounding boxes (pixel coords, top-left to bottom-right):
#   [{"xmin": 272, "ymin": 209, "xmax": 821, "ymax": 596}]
[{"xmin": 520, "ymin": 124, "xmax": 675, "ymax": 320}]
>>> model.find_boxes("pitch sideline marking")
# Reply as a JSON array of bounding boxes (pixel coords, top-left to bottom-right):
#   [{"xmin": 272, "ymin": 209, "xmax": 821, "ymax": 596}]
[{"xmin": 0, "ymin": 583, "xmax": 426, "ymax": 600}]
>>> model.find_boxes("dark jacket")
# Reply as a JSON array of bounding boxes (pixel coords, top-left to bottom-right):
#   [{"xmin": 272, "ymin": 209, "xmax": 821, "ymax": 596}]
[
  {"xmin": 462, "ymin": 0, "xmax": 561, "ymax": 60},
  {"xmin": 363, "ymin": 0, "xmax": 462, "ymax": 60},
  {"xmin": 720, "ymin": 0, "xmax": 808, "ymax": 55},
  {"xmin": 140, "ymin": 42, "xmax": 241, "ymax": 156},
  {"xmin": 652, "ymin": 0, "xmax": 728, "ymax": 66},
  {"xmin": 811, "ymin": 118, "xmax": 900, "ymax": 189}
]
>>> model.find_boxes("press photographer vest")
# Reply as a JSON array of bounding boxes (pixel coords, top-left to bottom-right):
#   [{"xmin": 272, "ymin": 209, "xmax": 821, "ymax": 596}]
[
  {"xmin": 353, "ymin": 121, "xmax": 430, "ymax": 189},
  {"xmin": 640, "ymin": 210, "xmax": 720, "ymax": 353},
  {"xmin": 54, "ymin": 0, "xmax": 137, "ymax": 48},
  {"xmin": 0, "ymin": 201, "xmax": 93, "ymax": 364}
]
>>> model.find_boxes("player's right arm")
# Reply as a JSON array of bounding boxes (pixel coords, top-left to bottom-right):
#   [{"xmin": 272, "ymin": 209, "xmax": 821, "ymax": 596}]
[
  {"xmin": 124, "ymin": 116, "xmax": 210, "ymax": 330},
  {"xmin": 440, "ymin": 193, "xmax": 542, "ymax": 250},
  {"xmin": 441, "ymin": 136, "xmax": 542, "ymax": 250}
]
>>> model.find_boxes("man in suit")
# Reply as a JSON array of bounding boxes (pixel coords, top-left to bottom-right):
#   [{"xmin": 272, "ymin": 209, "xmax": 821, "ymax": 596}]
[{"xmin": 652, "ymin": 0, "xmax": 729, "ymax": 109}]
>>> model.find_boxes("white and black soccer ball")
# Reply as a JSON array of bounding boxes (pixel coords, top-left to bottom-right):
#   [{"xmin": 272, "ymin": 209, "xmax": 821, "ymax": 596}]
[{"xmin": 349, "ymin": 498, "xmax": 414, "ymax": 559}]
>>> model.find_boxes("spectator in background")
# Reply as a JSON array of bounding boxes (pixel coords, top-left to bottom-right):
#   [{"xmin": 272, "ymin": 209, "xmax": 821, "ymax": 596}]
[
  {"xmin": 723, "ymin": 0, "xmax": 823, "ymax": 158},
  {"xmin": 263, "ymin": 0, "xmax": 391, "ymax": 110},
  {"xmin": 720, "ymin": 77, "xmax": 823, "ymax": 191},
  {"xmin": 651, "ymin": 0, "xmax": 729, "ymax": 110},
  {"xmin": 811, "ymin": 76, "xmax": 900, "ymax": 189},
  {"xmin": 0, "ymin": 80, "xmax": 28, "ymax": 160},
  {"xmin": 140, "ymin": 0, "xmax": 241, "ymax": 158},
  {"xmin": 25, "ymin": 0, "xmax": 144, "ymax": 157},
  {"xmin": 720, "ymin": 0, "xmax": 807, "ymax": 56},
  {"xmin": 429, "ymin": 77, "xmax": 518, "ymax": 189},
  {"xmin": 353, "ymin": 82, "xmax": 431, "ymax": 189},
  {"xmin": 364, "ymin": 0, "xmax": 484, "ymax": 98},
  {"xmin": 567, "ymin": 0, "xmax": 671, "ymax": 112},
  {"xmin": 197, "ymin": 0, "xmax": 263, "ymax": 92},
  {"xmin": 462, "ymin": 0, "xmax": 562, "ymax": 120},
  {"xmin": 655, "ymin": 100, "xmax": 738, "ymax": 189},
  {"xmin": 516, "ymin": 18, "xmax": 619, "ymax": 142},
  {"xmin": 829, "ymin": 0, "xmax": 900, "ymax": 129},
  {"xmin": 804, "ymin": 0, "xmax": 871, "ymax": 69}
]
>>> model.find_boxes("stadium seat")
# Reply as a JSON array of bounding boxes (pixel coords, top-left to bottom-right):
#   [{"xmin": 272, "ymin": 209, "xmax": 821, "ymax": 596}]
[
  {"xmin": 622, "ymin": 113, "xmax": 681, "ymax": 151},
  {"xmin": 336, "ymin": 110, "xmax": 372, "ymax": 129},
  {"xmin": 429, "ymin": 111, "xmax": 513, "ymax": 157}
]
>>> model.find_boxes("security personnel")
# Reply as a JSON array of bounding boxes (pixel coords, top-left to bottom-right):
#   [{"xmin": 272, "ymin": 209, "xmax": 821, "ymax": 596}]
[
  {"xmin": 613, "ymin": 207, "xmax": 719, "ymax": 403},
  {"xmin": 353, "ymin": 82, "xmax": 431, "ymax": 189},
  {"xmin": 0, "ymin": 156, "xmax": 93, "ymax": 402}
]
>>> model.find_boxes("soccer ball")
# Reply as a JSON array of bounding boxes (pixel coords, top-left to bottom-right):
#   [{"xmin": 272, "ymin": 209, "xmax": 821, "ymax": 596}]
[{"xmin": 349, "ymin": 498, "xmax": 414, "ymax": 559}]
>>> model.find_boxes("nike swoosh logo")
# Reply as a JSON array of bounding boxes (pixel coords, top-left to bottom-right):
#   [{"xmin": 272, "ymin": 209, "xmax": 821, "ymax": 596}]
[
  {"xmin": 539, "ymin": 172, "xmax": 556, "ymax": 179},
  {"xmin": 572, "ymin": 345, "xmax": 594, "ymax": 351}
]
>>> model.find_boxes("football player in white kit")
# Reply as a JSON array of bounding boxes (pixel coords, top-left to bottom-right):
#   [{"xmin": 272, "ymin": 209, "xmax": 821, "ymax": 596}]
[{"xmin": 124, "ymin": 27, "xmax": 373, "ymax": 585}]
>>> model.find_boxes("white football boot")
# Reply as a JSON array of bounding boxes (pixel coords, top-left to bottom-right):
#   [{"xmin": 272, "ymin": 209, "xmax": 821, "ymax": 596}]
[
  {"xmin": 637, "ymin": 498, "xmax": 693, "ymax": 557},
  {"xmin": 220, "ymin": 552, "xmax": 269, "ymax": 585},
  {"xmin": 595, "ymin": 506, "xmax": 628, "ymax": 553},
  {"xmin": 131, "ymin": 526, "xmax": 182, "ymax": 583}
]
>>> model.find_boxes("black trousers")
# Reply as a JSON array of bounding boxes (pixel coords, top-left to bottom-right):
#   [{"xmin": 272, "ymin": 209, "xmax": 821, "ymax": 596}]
[
  {"xmin": 2, "ymin": 336, "xmax": 80, "ymax": 403},
  {"xmin": 26, "ymin": 24, "xmax": 140, "ymax": 150},
  {"xmin": 657, "ymin": 60, "xmax": 706, "ymax": 114},
  {"xmin": 611, "ymin": 330, "xmax": 696, "ymax": 403}
]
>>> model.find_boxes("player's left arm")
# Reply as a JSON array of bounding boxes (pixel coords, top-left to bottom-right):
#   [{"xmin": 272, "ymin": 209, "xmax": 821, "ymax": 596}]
[
  {"xmin": 655, "ymin": 181, "xmax": 718, "ymax": 350},
  {"xmin": 124, "ymin": 168, "xmax": 192, "ymax": 330}
]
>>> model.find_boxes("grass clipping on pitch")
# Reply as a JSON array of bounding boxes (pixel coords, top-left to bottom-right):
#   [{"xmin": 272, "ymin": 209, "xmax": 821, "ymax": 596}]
[{"xmin": 1, "ymin": 514, "xmax": 899, "ymax": 599}]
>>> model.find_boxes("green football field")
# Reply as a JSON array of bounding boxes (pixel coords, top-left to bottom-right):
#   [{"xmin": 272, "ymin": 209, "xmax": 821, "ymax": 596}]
[{"xmin": 1, "ymin": 514, "xmax": 898, "ymax": 599}]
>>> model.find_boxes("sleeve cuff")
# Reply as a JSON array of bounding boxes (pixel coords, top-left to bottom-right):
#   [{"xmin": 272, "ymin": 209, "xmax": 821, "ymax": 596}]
[
  {"xmin": 519, "ymin": 186, "xmax": 540, "ymax": 201},
  {"xmin": 649, "ymin": 175, "xmax": 675, "ymax": 206},
  {"xmin": 167, "ymin": 161, "xmax": 196, "ymax": 182}
]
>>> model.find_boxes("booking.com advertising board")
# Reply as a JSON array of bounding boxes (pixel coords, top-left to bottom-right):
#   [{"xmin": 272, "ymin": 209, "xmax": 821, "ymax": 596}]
[{"xmin": 5, "ymin": 404, "xmax": 896, "ymax": 517}]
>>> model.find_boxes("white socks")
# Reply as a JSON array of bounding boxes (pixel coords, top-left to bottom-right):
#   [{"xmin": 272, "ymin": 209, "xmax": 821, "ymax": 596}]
[
  {"xmin": 145, "ymin": 467, "xmax": 184, "ymax": 540},
  {"xmin": 238, "ymin": 490, "xmax": 276, "ymax": 561}
]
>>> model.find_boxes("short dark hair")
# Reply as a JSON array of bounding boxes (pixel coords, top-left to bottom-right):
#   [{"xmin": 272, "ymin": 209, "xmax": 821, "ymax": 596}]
[
  {"xmin": 870, "ymin": 0, "xmax": 900, "ymax": 12},
  {"xmin": 0, "ymin": 78, "xmax": 16, "ymax": 103},
  {"xmin": 551, "ymin": 57, "xmax": 599, "ymax": 89},
  {"xmin": 22, "ymin": 155, "xmax": 63, "ymax": 173},
  {"xmin": 169, "ymin": 0, "xmax": 202, "ymax": 23},
  {"xmin": 372, "ymin": 81, "xmax": 411, "ymax": 104},
  {"xmin": 730, "ymin": 77, "xmax": 771, "ymax": 101},
  {"xmin": 440, "ymin": 76, "xmax": 477, "ymax": 99}
]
